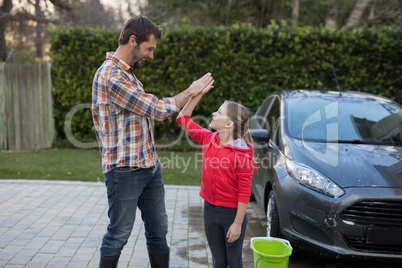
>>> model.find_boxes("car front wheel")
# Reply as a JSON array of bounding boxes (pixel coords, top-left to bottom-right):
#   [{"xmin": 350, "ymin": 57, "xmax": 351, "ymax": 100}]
[{"xmin": 266, "ymin": 190, "xmax": 281, "ymax": 237}]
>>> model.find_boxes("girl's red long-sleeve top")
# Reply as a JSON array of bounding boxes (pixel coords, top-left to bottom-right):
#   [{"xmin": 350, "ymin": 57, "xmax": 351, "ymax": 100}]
[{"xmin": 177, "ymin": 116, "xmax": 257, "ymax": 208}]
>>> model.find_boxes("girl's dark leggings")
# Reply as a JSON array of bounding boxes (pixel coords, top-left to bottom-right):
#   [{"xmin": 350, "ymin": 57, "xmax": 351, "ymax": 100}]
[{"xmin": 203, "ymin": 200, "xmax": 248, "ymax": 268}]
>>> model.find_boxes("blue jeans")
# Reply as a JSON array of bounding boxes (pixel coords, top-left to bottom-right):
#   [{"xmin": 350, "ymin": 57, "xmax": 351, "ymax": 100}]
[
  {"xmin": 100, "ymin": 163, "xmax": 169, "ymax": 259},
  {"xmin": 203, "ymin": 201, "xmax": 248, "ymax": 268}
]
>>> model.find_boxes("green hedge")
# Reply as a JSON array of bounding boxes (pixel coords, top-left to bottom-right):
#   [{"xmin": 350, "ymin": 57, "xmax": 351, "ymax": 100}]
[{"xmin": 49, "ymin": 24, "xmax": 402, "ymax": 143}]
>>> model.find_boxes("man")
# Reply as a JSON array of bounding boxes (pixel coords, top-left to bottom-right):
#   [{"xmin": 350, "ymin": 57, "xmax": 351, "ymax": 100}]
[{"xmin": 92, "ymin": 16, "xmax": 214, "ymax": 268}]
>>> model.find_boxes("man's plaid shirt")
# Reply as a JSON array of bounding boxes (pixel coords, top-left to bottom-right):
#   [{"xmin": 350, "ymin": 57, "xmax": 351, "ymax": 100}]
[{"xmin": 92, "ymin": 52, "xmax": 177, "ymax": 174}]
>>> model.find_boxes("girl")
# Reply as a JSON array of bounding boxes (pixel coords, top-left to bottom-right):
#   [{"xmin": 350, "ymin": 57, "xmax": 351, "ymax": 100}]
[{"xmin": 176, "ymin": 87, "xmax": 257, "ymax": 268}]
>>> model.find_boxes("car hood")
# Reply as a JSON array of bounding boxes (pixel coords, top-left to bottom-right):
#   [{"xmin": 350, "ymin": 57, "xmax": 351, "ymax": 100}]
[{"xmin": 287, "ymin": 139, "xmax": 402, "ymax": 188}]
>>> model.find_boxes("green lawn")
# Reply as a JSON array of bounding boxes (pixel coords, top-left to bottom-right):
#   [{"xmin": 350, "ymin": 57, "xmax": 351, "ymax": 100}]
[{"xmin": 0, "ymin": 149, "xmax": 202, "ymax": 185}]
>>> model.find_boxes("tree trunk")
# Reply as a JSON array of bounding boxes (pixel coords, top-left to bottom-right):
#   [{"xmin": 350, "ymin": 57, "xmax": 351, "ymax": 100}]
[
  {"xmin": 259, "ymin": 0, "xmax": 267, "ymax": 28},
  {"xmin": 0, "ymin": 0, "xmax": 13, "ymax": 61},
  {"xmin": 366, "ymin": 0, "xmax": 377, "ymax": 26},
  {"xmin": 345, "ymin": 0, "xmax": 371, "ymax": 29},
  {"xmin": 34, "ymin": 0, "xmax": 44, "ymax": 60},
  {"xmin": 325, "ymin": 6, "xmax": 337, "ymax": 27},
  {"xmin": 291, "ymin": 0, "xmax": 299, "ymax": 27},
  {"xmin": 0, "ymin": 24, "xmax": 7, "ymax": 61},
  {"xmin": 226, "ymin": 0, "xmax": 233, "ymax": 25}
]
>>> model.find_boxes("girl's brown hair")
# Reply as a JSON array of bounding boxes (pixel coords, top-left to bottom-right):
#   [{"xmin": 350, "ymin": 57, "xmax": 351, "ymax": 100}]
[{"xmin": 224, "ymin": 101, "xmax": 253, "ymax": 143}]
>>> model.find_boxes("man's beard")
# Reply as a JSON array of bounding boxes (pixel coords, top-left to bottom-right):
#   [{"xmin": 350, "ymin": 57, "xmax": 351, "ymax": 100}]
[{"xmin": 130, "ymin": 46, "xmax": 142, "ymax": 69}]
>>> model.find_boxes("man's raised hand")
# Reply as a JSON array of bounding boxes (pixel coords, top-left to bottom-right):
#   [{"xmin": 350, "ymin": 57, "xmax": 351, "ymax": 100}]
[{"xmin": 189, "ymin": 73, "xmax": 214, "ymax": 97}]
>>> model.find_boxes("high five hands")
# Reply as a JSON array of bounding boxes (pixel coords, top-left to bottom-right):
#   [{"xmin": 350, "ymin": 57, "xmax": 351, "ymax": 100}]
[{"xmin": 189, "ymin": 72, "xmax": 215, "ymax": 97}]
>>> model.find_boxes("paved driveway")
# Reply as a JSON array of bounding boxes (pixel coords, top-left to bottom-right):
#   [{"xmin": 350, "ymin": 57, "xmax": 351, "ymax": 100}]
[
  {"xmin": 0, "ymin": 180, "xmax": 266, "ymax": 267},
  {"xmin": 2, "ymin": 180, "xmax": 399, "ymax": 268}
]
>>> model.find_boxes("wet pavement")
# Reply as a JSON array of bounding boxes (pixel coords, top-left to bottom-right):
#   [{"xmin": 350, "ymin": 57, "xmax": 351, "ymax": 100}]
[
  {"xmin": 1, "ymin": 179, "xmax": 400, "ymax": 268},
  {"xmin": 0, "ymin": 180, "xmax": 266, "ymax": 268}
]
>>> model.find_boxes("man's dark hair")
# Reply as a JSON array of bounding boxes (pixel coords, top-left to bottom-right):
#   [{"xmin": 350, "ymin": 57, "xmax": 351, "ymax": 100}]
[{"xmin": 118, "ymin": 16, "xmax": 162, "ymax": 46}]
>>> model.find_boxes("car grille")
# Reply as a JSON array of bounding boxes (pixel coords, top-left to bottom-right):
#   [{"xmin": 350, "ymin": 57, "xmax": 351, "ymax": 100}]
[
  {"xmin": 340, "ymin": 200, "xmax": 402, "ymax": 254},
  {"xmin": 340, "ymin": 200, "xmax": 402, "ymax": 227},
  {"xmin": 343, "ymin": 236, "xmax": 402, "ymax": 254}
]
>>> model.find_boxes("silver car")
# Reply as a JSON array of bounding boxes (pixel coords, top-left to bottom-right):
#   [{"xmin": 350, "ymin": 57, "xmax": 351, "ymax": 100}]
[{"xmin": 250, "ymin": 90, "xmax": 402, "ymax": 259}]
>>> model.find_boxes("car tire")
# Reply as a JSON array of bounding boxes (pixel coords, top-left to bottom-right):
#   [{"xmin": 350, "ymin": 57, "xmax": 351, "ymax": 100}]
[
  {"xmin": 250, "ymin": 191, "xmax": 256, "ymax": 201},
  {"xmin": 266, "ymin": 190, "xmax": 281, "ymax": 237}
]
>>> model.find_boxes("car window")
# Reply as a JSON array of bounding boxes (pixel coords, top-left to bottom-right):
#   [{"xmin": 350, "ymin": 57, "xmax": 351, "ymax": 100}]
[
  {"xmin": 254, "ymin": 96, "xmax": 275, "ymax": 129},
  {"xmin": 285, "ymin": 95, "xmax": 402, "ymax": 145},
  {"xmin": 268, "ymin": 98, "xmax": 281, "ymax": 146}
]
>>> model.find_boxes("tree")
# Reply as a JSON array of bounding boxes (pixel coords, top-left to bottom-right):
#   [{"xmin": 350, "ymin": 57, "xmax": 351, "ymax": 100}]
[
  {"xmin": 57, "ymin": 0, "xmax": 118, "ymax": 29},
  {"xmin": 1, "ymin": 0, "xmax": 121, "ymax": 62},
  {"xmin": 144, "ymin": 0, "xmax": 292, "ymax": 28},
  {"xmin": 291, "ymin": 0, "xmax": 299, "ymax": 27},
  {"xmin": 3, "ymin": 0, "xmax": 401, "ymax": 62},
  {"xmin": 0, "ymin": 0, "xmax": 13, "ymax": 61},
  {"xmin": 345, "ymin": 0, "xmax": 371, "ymax": 29},
  {"xmin": 324, "ymin": 0, "xmax": 337, "ymax": 27},
  {"xmin": 1, "ymin": 0, "xmax": 74, "ymax": 62},
  {"xmin": 143, "ymin": 0, "xmax": 400, "ymax": 29},
  {"xmin": 364, "ymin": 0, "xmax": 402, "ymax": 27}
]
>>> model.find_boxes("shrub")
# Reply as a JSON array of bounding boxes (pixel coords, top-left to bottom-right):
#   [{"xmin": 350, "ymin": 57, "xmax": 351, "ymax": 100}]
[{"xmin": 49, "ymin": 24, "xmax": 402, "ymax": 144}]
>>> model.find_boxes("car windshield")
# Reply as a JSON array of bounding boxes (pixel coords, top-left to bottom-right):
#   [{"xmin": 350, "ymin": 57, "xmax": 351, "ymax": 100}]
[{"xmin": 285, "ymin": 94, "xmax": 402, "ymax": 146}]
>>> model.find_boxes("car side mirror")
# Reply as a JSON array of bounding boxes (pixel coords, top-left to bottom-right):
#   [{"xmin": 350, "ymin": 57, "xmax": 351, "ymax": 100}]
[{"xmin": 250, "ymin": 129, "xmax": 270, "ymax": 144}]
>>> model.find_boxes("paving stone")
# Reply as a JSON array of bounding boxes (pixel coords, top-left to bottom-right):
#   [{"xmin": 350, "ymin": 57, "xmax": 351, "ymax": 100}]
[
  {"xmin": 25, "ymin": 253, "xmax": 54, "ymax": 267},
  {"xmin": 0, "ymin": 180, "xmax": 265, "ymax": 267},
  {"xmin": 39, "ymin": 239, "xmax": 65, "ymax": 254},
  {"xmin": 46, "ymin": 257, "xmax": 71, "ymax": 267}
]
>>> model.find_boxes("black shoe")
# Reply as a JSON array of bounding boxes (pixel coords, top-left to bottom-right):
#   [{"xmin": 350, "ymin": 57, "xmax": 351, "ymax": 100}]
[
  {"xmin": 148, "ymin": 250, "xmax": 170, "ymax": 268},
  {"xmin": 99, "ymin": 255, "xmax": 119, "ymax": 268}
]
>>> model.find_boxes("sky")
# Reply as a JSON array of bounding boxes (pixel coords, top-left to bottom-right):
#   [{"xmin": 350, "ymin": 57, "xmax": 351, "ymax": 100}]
[{"xmin": 100, "ymin": 0, "xmax": 146, "ymax": 21}]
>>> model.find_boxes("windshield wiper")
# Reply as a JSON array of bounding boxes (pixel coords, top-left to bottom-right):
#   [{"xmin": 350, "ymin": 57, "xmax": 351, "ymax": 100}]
[
  {"xmin": 325, "ymin": 140, "xmax": 401, "ymax": 146},
  {"xmin": 326, "ymin": 140, "xmax": 364, "ymax": 144}
]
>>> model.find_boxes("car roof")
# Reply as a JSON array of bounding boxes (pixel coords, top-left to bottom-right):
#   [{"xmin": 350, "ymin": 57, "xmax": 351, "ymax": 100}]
[{"xmin": 276, "ymin": 90, "xmax": 398, "ymax": 105}]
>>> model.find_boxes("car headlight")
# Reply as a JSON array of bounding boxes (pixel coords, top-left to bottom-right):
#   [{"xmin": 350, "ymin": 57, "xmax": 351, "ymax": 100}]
[{"xmin": 286, "ymin": 160, "xmax": 345, "ymax": 198}]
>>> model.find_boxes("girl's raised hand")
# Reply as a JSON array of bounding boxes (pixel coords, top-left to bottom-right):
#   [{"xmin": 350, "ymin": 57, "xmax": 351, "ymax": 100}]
[{"xmin": 201, "ymin": 77, "xmax": 214, "ymax": 95}]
